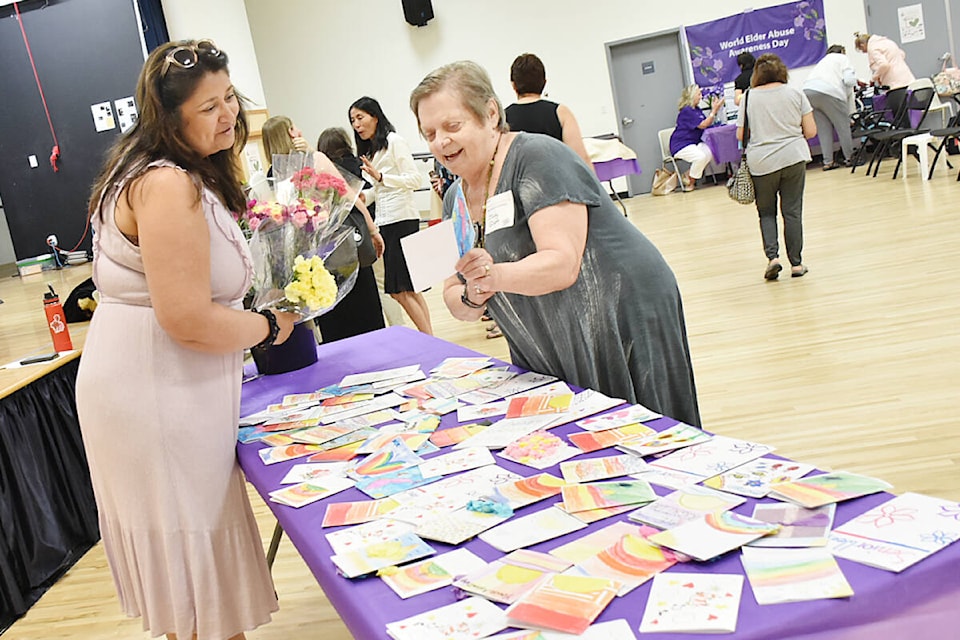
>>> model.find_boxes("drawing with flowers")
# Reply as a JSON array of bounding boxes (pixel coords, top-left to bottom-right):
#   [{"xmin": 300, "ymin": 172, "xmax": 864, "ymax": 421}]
[{"xmin": 239, "ymin": 152, "xmax": 361, "ymax": 322}]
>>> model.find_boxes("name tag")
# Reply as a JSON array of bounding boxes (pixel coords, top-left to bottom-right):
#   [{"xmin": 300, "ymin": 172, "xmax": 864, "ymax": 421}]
[{"xmin": 484, "ymin": 190, "xmax": 515, "ymax": 236}]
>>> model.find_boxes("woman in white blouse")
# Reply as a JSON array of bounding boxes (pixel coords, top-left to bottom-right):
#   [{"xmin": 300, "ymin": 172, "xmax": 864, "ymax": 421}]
[{"xmin": 350, "ymin": 96, "xmax": 432, "ymax": 334}]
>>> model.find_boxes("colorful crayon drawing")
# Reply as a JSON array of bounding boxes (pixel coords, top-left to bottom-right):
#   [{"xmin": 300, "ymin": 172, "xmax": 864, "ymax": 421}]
[
  {"xmin": 506, "ymin": 393, "xmax": 574, "ymax": 419},
  {"xmin": 769, "ymin": 471, "xmax": 893, "ymax": 508},
  {"xmin": 639, "ymin": 573, "xmax": 743, "ymax": 633},
  {"xmin": 257, "ymin": 443, "xmax": 321, "ymax": 465},
  {"xmin": 561, "ymin": 480, "xmax": 655, "ymax": 513},
  {"xmin": 330, "ymin": 531, "xmax": 435, "ymax": 578},
  {"xmin": 506, "ymin": 574, "xmax": 619, "ymax": 635},
  {"xmin": 568, "ymin": 422, "xmax": 656, "ymax": 453},
  {"xmin": 350, "ymin": 438, "xmax": 423, "ymax": 477},
  {"xmin": 322, "ymin": 498, "xmax": 400, "ymax": 527},
  {"xmin": 573, "ymin": 533, "xmax": 678, "ymax": 594},
  {"xmin": 740, "ymin": 546, "xmax": 853, "ymax": 604},
  {"xmin": 492, "ymin": 473, "xmax": 566, "ymax": 508},
  {"xmin": 428, "ymin": 424, "xmax": 486, "ymax": 448},
  {"xmin": 560, "ymin": 454, "xmax": 648, "ymax": 483},
  {"xmin": 354, "ymin": 466, "xmax": 439, "ymax": 499},
  {"xmin": 575, "ymin": 404, "xmax": 661, "ymax": 432}
]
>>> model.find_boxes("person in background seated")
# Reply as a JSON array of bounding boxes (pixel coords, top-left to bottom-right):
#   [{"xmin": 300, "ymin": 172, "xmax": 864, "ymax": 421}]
[
  {"xmin": 505, "ymin": 53, "xmax": 592, "ymax": 168},
  {"xmin": 854, "ymin": 31, "xmax": 915, "ymax": 124},
  {"xmin": 411, "ymin": 61, "xmax": 701, "ymax": 426},
  {"xmin": 78, "ymin": 39, "xmax": 297, "ymax": 640},
  {"xmin": 738, "ymin": 53, "xmax": 817, "ymax": 281},
  {"xmin": 803, "ymin": 44, "xmax": 857, "ymax": 170},
  {"xmin": 669, "ymin": 85, "xmax": 723, "ymax": 190},
  {"xmin": 734, "ymin": 52, "xmax": 756, "ymax": 105},
  {"xmin": 350, "ymin": 96, "xmax": 433, "ymax": 335}
]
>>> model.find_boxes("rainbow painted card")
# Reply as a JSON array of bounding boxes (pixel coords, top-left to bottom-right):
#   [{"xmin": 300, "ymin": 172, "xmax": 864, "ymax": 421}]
[
  {"xmin": 453, "ymin": 549, "xmax": 573, "ymax": 604},
  {"xmin": 768, "ymin": 471, "xmax": 893, "ymax": 508},
  {"xmin": 321, "ymin": 498, "xmax": 400, "ymax": 528},
  {"xmin": 330, "ymin": 531, "xmax": 435, "ymax": 579},
  {"xmin": 740, "ymin": 546, "xmax": 853, "ymax": 604},
  {"xmin": 639, "ymin": 572, "xmax": 743, "ymax": 633},
  {"xmin": 560, "ymin": 479, "xmax": 656, "ymax": 513},
  {"xmin": 648, "ymin": 511, "xmax": 780, "ymax": 562},
  {"xmin": 826, "ymin": 491, "xmax": 960, "ymax": 572},
  {"xmin": 559, "ymin": 453, "xmax": 648, "ymax": 484},
  {"xmin": 478, "ymin": 506, "xmax": 588, "ymax": 553},
  {"xmin": 380, "ymin": 548, "xmax": 487, "ymax": 599},
  {"xmin": 575, "ymin": 403, "xmax": 661, "ymax": 432},
  {"xmin": 616, "ymin": 422, "xmax": 711, "ymax": 457},
  {"xmin": 505, "ymin": 573, "xmax": 620, "ymax": 635},
  {"xmin": 569, "ymin": 533, "xmax": 679, "ymax": 595},
  {"xmin": 627, "ymin": 484, "xmax": 746, "ymax": 530}
]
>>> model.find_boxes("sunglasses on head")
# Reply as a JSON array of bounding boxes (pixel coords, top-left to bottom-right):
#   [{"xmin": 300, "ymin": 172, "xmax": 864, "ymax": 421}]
[{"xmin": 161, "ymin": 40, "xmax": 222, "ymax": 77}]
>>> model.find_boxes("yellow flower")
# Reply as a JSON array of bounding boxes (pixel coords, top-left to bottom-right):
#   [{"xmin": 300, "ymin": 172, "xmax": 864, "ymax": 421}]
[{"xmin": 284, "ymin": 255, "xmax": 337, "ymax": 311}]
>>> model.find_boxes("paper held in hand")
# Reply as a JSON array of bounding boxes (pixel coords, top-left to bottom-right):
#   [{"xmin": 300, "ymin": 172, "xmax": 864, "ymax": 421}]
[{"xmin": 400, "ymin": 219, "xmax": 461, "ymax": 292}]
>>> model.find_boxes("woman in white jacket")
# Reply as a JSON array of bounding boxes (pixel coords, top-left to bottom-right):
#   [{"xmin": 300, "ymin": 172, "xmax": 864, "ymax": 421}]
[
  {"xmin": 350, "ymin": 96, "xmax": 432, "ymax": 334},
  {"xmin": 802, "ymin": 45, "xmax": 857, "ymax": 169}
]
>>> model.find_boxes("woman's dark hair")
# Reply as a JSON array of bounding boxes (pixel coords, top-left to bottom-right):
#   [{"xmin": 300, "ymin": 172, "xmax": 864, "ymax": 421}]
[
  {"xmin": 826, "ymin": 44, "xmax": 846, "ymax": 55},
  {"xmin": 317, "ymin": 127, "xmax": 355, "ymax": 161},
  {"xmin": 736, "ymin": 52, "xmax": 756, "ymax": 71},
  {"xmin": 349, "ymin": 96, "xmax": 395, "ymax": 157},
  {"xmin": 89, "ymin": 39, "xmax": 249, "ymax": 217},
  {"xmin": 751, "ymin": 53, "xmax": 789, "ymax": 86},
  {"xmin": 510, "ymin": 53, "xmax": 547, "ymax": 95}
]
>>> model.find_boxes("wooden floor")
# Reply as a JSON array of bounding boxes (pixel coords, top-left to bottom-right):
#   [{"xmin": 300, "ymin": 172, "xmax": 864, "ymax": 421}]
[{"xmin": 4, "ymin": 158, "xmax": 960, "ymax": 639}]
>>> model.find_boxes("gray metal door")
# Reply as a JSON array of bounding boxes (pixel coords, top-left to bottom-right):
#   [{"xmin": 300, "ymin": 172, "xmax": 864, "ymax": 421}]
[
  {"xmin": 607, "ymin": 30, "xmax": 688, "ymax": 195},
  {"xmin": 865, "ymin": 0, "xmax": 952, "ymax": 77}
]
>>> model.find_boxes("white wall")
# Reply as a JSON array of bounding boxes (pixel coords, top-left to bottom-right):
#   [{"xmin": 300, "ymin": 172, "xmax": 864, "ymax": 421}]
[
  {"xmin": 162, "ymin": 0, "xmax": 869, "ymax": 153},
  {"xmin": 160, "ymin": 0, "xmax": 266, "ymax": 107}
]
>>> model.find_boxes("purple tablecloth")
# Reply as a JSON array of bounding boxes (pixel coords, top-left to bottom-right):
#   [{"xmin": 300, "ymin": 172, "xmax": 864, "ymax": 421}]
[
  {"xmin": 871, "ymin": 93, "xmax": 924, "ymax": 128},
  {"xmin": 238, "ymin": 326, "xmax": 960, "ymax": 639},
  {"xmin": 702, "ymin": 123, "xmax": 741, "ymax": 166},
  {"xmin": 593, "ymin": 157, "xmax": 641, "ymax": 182}
]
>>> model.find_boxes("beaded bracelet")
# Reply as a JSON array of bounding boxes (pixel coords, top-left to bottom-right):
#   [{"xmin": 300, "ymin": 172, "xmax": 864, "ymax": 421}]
[
  {"xmin": 254, "ymin": 309, "xmax": 280, "ymax": 349},
  {"xmin": 460, "ymin": 286, "xmax": 485, "ymax": 310}
]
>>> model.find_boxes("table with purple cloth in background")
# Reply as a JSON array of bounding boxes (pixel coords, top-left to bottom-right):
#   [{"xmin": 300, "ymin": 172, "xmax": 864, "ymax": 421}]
[
  {"xmin": 238, "ymin": 326, "xmax": 960, "ymax": 640},
  {"xmin": 593, "ymin": 157, "xmax": 641, "ymax": 216},
  {"xmin": 702, "ymin": 123, "xmax": 741, "ymax": 168}
]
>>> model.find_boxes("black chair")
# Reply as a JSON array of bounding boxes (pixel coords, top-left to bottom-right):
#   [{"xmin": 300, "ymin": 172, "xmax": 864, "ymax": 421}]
[
  {"xmin": 849, "ymin": 89, "xmax": 900, "ymax": 173},
  {"xmin": 927, "ymin": 94, "xmax": 960, "ymax": 180},
  {"xmin": 865, "ymin": 87, "xmax": 936, "ymax": 178}
]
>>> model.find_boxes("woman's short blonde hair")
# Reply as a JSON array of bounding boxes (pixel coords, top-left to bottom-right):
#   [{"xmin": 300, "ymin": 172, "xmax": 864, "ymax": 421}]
[
  {"xmin": 677, "ymin": 85, "xmax": 701, "ymax": 110},
  {"xmin": 409, "ymin": 60, "xmax": 508, "ymax": 134},
  {"xmin": 854, "ymin": 32, "xmax": 871, "ymax": 52}
]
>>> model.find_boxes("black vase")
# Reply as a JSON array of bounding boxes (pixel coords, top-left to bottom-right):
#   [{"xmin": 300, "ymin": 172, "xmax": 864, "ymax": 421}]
[{"xmin": 250, "ymin": 322, "xmax": 318, "ymax": 374}]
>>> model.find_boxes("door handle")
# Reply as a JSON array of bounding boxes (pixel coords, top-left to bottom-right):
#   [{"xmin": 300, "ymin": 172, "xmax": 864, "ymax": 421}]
[{"xmin": 622, "ymin": 117, "xmax": 634, "ymax": 126}]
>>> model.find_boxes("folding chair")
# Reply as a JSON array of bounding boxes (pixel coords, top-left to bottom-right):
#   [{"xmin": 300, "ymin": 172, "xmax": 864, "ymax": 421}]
[
  {"xmin": 927, "ymin": 94, "xmax": 960, "ymax": 180},
  {"xmin": 865, "ymin": 87, "xmax": 935, "ymax": 177},
  {"xmin": 657, "ymin": 128, "xmax": 688, "ymax": 192}
]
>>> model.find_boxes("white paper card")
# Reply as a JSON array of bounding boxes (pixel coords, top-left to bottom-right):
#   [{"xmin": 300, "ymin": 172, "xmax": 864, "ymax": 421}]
[{"xmin": 400, "ymin": 219, "xmax": 461, "ymax": 292}]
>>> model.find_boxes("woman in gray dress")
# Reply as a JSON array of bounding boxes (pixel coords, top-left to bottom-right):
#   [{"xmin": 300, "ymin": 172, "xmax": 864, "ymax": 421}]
[{"xmin": 410, "ymin": 61, "xmax": 700, "ymax": 426}]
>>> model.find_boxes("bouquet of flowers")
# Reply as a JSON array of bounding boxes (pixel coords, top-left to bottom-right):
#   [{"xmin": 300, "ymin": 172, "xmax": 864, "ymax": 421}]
[{"xmin": 239, "ymin": 152, "xmax": 360, "ymax": 323}]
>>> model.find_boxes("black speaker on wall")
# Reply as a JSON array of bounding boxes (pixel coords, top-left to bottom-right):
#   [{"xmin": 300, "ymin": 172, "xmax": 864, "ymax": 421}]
[{"xmin": 402, "ymin": 0, "xmax": 433, "ymax": 26}]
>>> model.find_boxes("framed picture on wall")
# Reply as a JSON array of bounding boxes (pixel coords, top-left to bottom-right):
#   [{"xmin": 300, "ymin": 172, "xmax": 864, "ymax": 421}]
[{"xmin": 240, "ymin": 108, "xmax": 270, "ymax": 182}]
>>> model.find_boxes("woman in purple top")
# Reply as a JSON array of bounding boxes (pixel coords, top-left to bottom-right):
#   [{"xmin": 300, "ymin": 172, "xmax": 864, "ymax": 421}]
[{"xmin": 669, "ymin": 85, "xmax": 723, "ymax": 189}]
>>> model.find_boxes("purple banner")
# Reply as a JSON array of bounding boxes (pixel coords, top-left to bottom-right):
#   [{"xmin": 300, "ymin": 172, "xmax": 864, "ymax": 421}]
[{"xmin": 686, "ymin": 1, "xmax": 827, "ymax": 87}]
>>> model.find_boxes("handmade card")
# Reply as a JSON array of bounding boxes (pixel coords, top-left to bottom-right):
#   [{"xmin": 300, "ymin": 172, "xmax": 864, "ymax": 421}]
[
  {"xmin": 740, "ymin": 546, "xmax": 853, "ymax": 604},
  {"xmin": 322, "ymin": 498, "xmax": 400, "ymax": 528},
  {"xmin": 453, "ymin": 549, "xmax": 573, "ymax": 604},
  {"xmin": 639, "ymin": 572, "xmax": 743, "ymax": 634},
  {"xmin": 385, "ymin": 596, "xmax": 509, "ymax": 640},
  {"xmin": 310, "ymin": 426, "xmax": 378, "ymax": 453},
  {"xmin": 627, "ymin": 484, "xmax": 746, "ymax": 530},
  {"xmin": 505, "ymin": 393, "xmax": 574, "ymax": 419},
  {"xmin": 548, "ymin": 521, "xmax": 649, "ymax": 564},
  {"xmin": 630, "ymin": 466, "xmax": 703, "ymax": 490},
  {"xmin": 490, "ymin": 473, "xmax": 566, "ymax": 509},
  {"xmin": 429, "ymin": 424, "xmax": 487, "ymax": 448},
  {"xmin": 322, "ymin": 392, "xmax": 375, "ymax": 406},
  {"xmin": 430, "ymin": 356, "xmax": 493, "ymax": 379},
  {"xmin": 354, "ymin": 466, "xmax": 439, "ymax": 499},
  {"xmin": 748, "ymin": 503, "xmax": 836, "ymax": 547},
  {"xmin": 340, "ymin": 364, "xmax": 422, "ymax": 388},
  {"xmin": 331, "ymin": 531, "xmax": 435, "ymax": 578},
  {"xmin": 414, "ymin": 507, "xmax": 512, "ymax": 545},
  {"xmin": 268, "ymin": 477, "xmax": 354, "ymax": 508},
  {"xmin": 505, "ymin": 573, "xmax": 620, "ymax": 635},
  {"xmin": 557, "ymin": 502, "xmax": 637, "ymax": 524},
  {"xmin": 646, "ymin": 435, "xmax": 775, "ymax": 481},
  {"xmin": 387, "ymin": 465, "xmax": 522, "ymax": 526},
  {"xmin": 560, "ymin": 480, "xmax": 656, "ymax": 513},
  {"xmin": 559, "ymin": 454, "xmax": 648, "ymax": 484},
  {"xmin": 490, "ymin": 619, "xmax": 635, "ymax": 639},
  {"xmin": 768, "ymin": 471, "xmax": 893, "ymax": 508},
  {"xmin": 288, "ymin": 424, "xmax": 358, "ymax": 446},
  {"xmin": 827, "ymin": 491, "xmax": 960, "ymax": 572},
  {"xmin": 575, "ymin": 404, "xmax": 661, "ymax": 432},
  {"xmin": 306, "ymin": 440, "xmax": 364, "ymax": 463},
  {"xmin": 499, "ymin": 431, "xmax": 581, "ymax": 470},
  {"xmin": 349, "ymin": 438, "xmax": 424, "ymax": 479},
  {"xmin": 617, "ymin": 422, "xmax": 712, "ymax": 457},
  {"xmin": 479, "ymin": 506, "xmax": 588, "ymax": 553},
  {"xmin": 458, "ymin": 371, "xmax": 558, "ymax": 405},
  {"xmin": 568, "ymin": 423, "xmax": 657, "ymax": 453},
  {"xmin": 279, "ymin": 461, "xmax": 350, "ymax": 485},
  {"xmin": 703, "ymin": 456, "xmax": 815, "ymax": 498},
  {"xmin": 258, "ymin": 443, "xmax": 321, "ymax": 465},
  {"xmin": 457, "ymin": 400, "xmax": 508, "ymax": 423},
  {"xmin": 381, "ymin": 548, "xmax": 487, "ymax": 599},
  {"xmin": 570, "ymin": 533, "xmax": 678, "ymax": 595},
  {"xmin": 259, "ymin": 433, "xmax": 296, "ymax": 447},
  {"xmin": 418, "ymin": 446, "xmax": 496, "ymax": 478},
  {"xmin": 648, "ymin": 511, "xmax": 780, "ymax": 562},
  {"xmin": 454, "ymin": 415, "xmax": 558, "ymax": 450},
  {"xmin": 325, "ymin": 518, "xmax": 416, "ymax": 555},
  {"xmin": 320, "ymin": 392, "xmax": 407, "ymax": 424},
  {"xmin": 336, "ymin": 409, "xmax": 402, "ymax": 430},
  {"xmin": 356, "ymin": 431, "xmax": 430, "ymax": 456},
  {"xmin": 545, "ymin": 390, "xmax": 624, "ymax": 429}
]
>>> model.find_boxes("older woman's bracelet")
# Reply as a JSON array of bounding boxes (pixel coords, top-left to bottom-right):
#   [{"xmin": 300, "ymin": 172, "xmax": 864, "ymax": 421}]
[
  {"xmin": 461, "ymin": 286, "xmax": 485, "ymax": 310},
  {"xmin": 254, "ymin": 309, "xmax": 280, "ymax": 349}
]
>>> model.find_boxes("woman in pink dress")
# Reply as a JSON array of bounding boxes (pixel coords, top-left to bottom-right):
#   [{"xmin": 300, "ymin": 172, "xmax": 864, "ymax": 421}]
[{"xmin": 76, "ymin": 39, "xmax": 298, "ymax": 639}]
